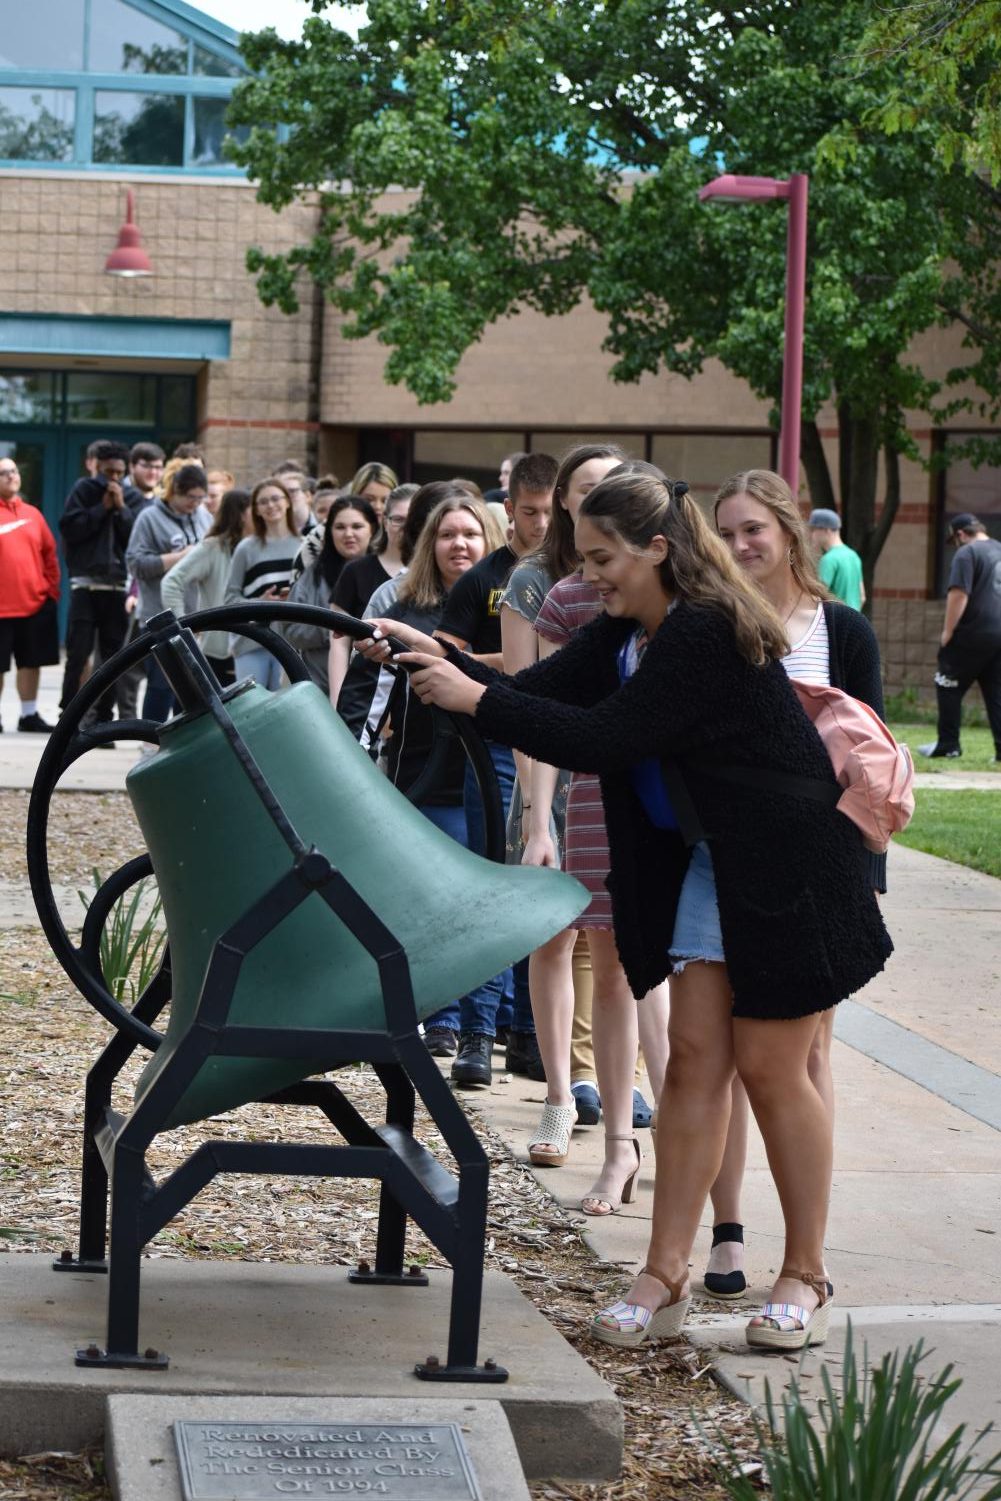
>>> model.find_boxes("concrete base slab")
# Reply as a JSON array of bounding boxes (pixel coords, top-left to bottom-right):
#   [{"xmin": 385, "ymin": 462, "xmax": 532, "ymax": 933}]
[
  {"xmin": 0, "ymin": 1255, "xmax": 620, "ymax": 1482},
  {"xmin": 106, "ymin": 1395, "xmax": 530, "ymax": 1501}
]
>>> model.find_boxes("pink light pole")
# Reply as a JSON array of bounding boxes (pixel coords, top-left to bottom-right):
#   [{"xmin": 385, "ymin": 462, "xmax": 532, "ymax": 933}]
[{"xmin": 698, "ymin": 173, "xmax": 809, "ymax": 493}]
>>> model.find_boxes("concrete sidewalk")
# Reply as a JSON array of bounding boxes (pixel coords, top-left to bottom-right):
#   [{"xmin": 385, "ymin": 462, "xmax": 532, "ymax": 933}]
[
  {"xmin": 469, "ymin": 840, "xmax": 1001, "ymax": 1460},
  {"xmin": 0, "ymin": 664, "xmax": 136, "ymax": 792}
]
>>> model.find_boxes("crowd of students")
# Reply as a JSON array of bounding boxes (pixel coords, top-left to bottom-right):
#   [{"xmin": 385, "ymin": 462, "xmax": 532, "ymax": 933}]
[
  {"xmin": 46, "ymin": 439, "xmax": 399, "ymax": 745},
  {"xmin": 31, "ymin": 433, "xmax": 898, "ymax": 1358}
]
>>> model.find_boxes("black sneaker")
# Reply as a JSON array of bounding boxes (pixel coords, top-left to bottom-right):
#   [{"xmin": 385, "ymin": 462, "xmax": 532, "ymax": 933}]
[
  {"xmin": 505, "ymin": 1030, "xmax": 546, "ymax": 1082},
  {"xmin": 917, "ymin": 742, "xmax": 961, "ymax": 758},
  {"xmin": 451, "ymin": 1032, "xmax": 493, "ymax": 1088},
  {"xmin": 424, "ymin": 1026, "xmax": 458, "ymax": 1057},
  {"xmin": 18, "ymin": 712, "xmax": 53, "ymax": 733}
]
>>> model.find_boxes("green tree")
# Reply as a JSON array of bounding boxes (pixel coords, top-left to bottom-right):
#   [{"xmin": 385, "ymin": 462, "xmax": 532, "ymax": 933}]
[
  {"xmin": 833, "ymin": 0, "xmax": 1001, "ymax": 471},
  {"xmin": 229, "ymin": 0, "xmax": 993, "ymax": 592},
  {"xmin": 852, "ymin": 0, "xmax": 1001, "ymax": 186}
]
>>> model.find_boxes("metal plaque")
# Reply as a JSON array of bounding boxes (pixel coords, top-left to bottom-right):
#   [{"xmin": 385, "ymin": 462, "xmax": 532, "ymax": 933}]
[{"xmin": 174, "ymin": 1420, "xmax": 482, "ymax": 1501}]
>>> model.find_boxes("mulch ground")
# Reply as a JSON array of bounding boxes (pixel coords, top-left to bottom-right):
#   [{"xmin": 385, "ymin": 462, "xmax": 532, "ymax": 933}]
[{"xmin": 0, "ymin": 789, "xmax": 763, "ymax": 1500}]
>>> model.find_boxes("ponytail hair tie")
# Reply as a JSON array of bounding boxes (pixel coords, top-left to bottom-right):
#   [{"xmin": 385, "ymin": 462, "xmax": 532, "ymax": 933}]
[{"xmin": 672, "ymin": 480, "xmax": 690, "ymax": 500}]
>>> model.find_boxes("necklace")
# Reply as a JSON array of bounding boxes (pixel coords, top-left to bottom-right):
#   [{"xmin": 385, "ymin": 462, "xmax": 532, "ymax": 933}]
[{"xmin": 780, "ymin": 590, "xmax": 804, "ymax": 627}]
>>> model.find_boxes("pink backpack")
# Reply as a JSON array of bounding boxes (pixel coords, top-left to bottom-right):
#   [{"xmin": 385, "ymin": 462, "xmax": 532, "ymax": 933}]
[
  {"xmin": 789, "ymin": 681, "xmax": 915, "ymax": 854},
  {"xmin": 708, "ymin": 683, "xmax": 915, "ymax": 855}
]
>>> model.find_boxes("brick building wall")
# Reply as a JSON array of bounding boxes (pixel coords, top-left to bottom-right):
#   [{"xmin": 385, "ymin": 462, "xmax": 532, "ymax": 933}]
[{"xmin": 0, "ymin": 172, "xmax": 320, "ymax": 483}]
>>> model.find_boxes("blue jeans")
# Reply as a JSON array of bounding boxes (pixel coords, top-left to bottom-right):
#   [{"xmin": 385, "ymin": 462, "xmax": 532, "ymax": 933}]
[
  {"xmin": 420, "ymin": 802, "xmax": 473, "ymax": 1034},
  {"xmin": 424, "ymin": 743, "xmax": 533, "ymax": 1038},
  {"xmin": 238, "ymin": 646, "xmax": 283, "ymax": 692},
  {"xmin": 141, "ymin": 656, "xmax": 176, "ymax": 725},
  {"xmin": 420, "ymin": 803, "xmax": 468, "ymax": 844}
]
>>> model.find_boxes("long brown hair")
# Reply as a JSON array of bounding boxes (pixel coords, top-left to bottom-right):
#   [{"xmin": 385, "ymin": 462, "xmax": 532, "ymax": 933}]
[
  {"xmin": 535, "ymin": 442, "xmax": 628, "ymax": 582},
  {"xmin": 398, "ymin": 495, "xmax": 503, "ymax": 610},
  {"xmin": 206, "ymin": 487, "xmax": 251, "ymax": 552},
  {"xmin": 249, "ymin": 477, "xmax": 295, "ymax": 542},
  {"xmin": 714, "ymin": 469, "xmax": 828, "ymax": 604},
  {"xmin": 581, "ymin": 462, "xmax": 789, "ymax": 665}
]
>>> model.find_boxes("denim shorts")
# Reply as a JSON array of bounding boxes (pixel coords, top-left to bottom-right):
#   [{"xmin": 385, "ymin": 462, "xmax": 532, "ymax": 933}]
[{"xmin": 669, "ymin": 840, "xmax": 726, "ymax": 970}]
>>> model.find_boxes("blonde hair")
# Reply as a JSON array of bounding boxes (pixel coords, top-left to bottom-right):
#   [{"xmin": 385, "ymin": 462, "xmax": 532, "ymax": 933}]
[
  {"xmin": 207, "ymin": 468, "xmax": 235, "ymax": 488},
  {"xmin": 350, "ymin": 461, "xmax": 399, "ymax": 494},
  {"xmin": 714, "ymin": 469, "xmax": 828, "ymax": 604},
  {"xmin": 582, "ymin": 462, "xmax": 789, "ymax": 665},
  {"xmin": 398, "ymin": 495, "xmax": 503, "ymax": 610},
  {"xmin": 160, "ymin": 455, "xmax": 185, "ymax": 502}
]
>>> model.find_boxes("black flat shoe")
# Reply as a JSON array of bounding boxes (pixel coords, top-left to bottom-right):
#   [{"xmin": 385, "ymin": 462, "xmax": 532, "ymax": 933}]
[{"xmin": 703, "ymin": 1221, "xmax": 747, "ymax": 1301}]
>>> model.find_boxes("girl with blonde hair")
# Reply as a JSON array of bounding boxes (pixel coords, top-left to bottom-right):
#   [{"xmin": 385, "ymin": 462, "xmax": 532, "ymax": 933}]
[{"xmin": 708, "ymin": 467, "xmax": 888, "ymax": 1314}]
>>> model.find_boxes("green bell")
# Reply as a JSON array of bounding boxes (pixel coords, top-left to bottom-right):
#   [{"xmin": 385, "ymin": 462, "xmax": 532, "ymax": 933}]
[{"xmin": 129, "ymin": 680, "xmax": 586, "ymax": 1128}]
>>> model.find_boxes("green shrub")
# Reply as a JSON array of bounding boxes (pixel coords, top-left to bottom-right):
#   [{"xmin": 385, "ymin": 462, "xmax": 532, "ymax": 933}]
[
  {"xmin": 77, "ymin": 868, "xmax": 167, "ymax": 1005},
  {"xmin": 717, "ymin": 1325, "xmax": 1001, "ymax": 1500}
]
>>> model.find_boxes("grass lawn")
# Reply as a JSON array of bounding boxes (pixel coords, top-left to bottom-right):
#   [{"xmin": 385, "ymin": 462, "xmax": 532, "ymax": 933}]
[
  {"xmin": 889, "ymin": 722, "xmax": 998, "ymax": 773},
  {"xmin": 897, "ymin": 789, "xmax": 1001, "ymax": 878}
]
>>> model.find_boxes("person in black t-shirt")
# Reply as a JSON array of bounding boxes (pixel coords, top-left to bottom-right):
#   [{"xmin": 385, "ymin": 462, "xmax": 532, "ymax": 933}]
[
  {"xmin": 434, "ymin": 453, "xmax": 558, "ymax": 1086},
  {"xmin": 920, "ymin": 513, "xmax": 1001, "ymax": 760},
  {"xmin": 437, "ymin": 454, "xmax": 556, "ymax": 663}
]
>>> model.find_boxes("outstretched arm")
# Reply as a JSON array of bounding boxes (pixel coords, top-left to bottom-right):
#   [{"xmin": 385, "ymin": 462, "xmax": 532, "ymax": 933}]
[{"xmin": 409, "ymin": 611, "xmax": 738, "ymax": 776}]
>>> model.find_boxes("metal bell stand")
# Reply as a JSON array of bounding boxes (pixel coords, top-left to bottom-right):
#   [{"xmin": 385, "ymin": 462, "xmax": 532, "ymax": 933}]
[{"xmin": 27, "ymin": 606, "xmax": 508, "ymax": 1380}]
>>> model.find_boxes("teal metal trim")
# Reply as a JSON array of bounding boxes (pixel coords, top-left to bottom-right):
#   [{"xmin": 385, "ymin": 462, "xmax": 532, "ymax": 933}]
[
  {"xmin": 75, "ymin": 86, "xmax": 94, "ymax": 163},
  {"xmin": 124, "ymin": 0, "xmax": 243, "ymax": 52},
  {"xmin": 1, "ymin": 71, "xmax": 236, "ymax": 95},
  {"xmin": 0, "ymin": 314, "xmax": 231, "ymax": 361},
  {"xmin": 0, "ymin": 160, "xmax": 247, "ymax": 176}
]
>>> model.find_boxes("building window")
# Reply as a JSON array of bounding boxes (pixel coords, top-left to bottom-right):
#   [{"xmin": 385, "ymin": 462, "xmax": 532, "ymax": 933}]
[
  {"xmin": 87, "ymin": 0, "xmax": 188, "ymax": 73},
  {"xmin": 0, "ymin": 86, "xmax": 75, "ymax": 162},
  {"xmin": 0, "ymin": 0, "xmax": 246, "ymax": 172},
  {"xmin": 0, "ymin": 372, "xmax": 58, "ymax": 425},
  {"xmin": 192, "ymin": 96, "xmax": 247, "ymax": 166},
  {"xmin": 194, "ymin": 45, "xmax": 242, "ymax": 79},
  {"xmin": 651, "ymin": 433, "xmax": 775, "ymax": 514},
  {"xmin": 65, "ymin": 372, "xmax": 157, "ymax": 426},
  {"xmin": 93, "ymin": 90, "xmax": 185, "ymax": 167},
  {"xmin": 0, "ymin": 4, "xmax": 84, "ymax": 70}
]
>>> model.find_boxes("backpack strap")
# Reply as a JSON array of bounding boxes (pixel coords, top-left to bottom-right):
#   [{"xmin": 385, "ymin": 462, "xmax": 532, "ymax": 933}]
[
  {"xmin": 659, "ymin": 758, "xmax": 708, "ymax": 846},
  {"xmin": 707, "ymin": 764, "xmax": 841, "ymax": 808}
]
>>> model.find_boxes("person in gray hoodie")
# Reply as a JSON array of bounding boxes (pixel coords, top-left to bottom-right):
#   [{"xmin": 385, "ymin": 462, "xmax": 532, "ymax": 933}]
[{"xmin": 125, "ymin": 464, "xmax": 211, "ymax": 724}]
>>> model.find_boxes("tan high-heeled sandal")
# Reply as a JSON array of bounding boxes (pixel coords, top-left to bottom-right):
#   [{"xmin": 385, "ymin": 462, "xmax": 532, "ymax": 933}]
[
  {"xmin": 746, "ymin": 1267, "xmax": 832, "ymax": 1351},
  {"xmin": 581, "ymin": 1134, "xmax": 641, "ymax": 1216},
  {"xmin": 591, "ymin": 1263, "xmax": 691, "ymax": 1348}
]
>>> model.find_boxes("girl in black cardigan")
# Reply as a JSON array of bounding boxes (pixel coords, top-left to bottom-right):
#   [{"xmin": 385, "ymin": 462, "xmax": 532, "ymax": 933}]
[
  {"xmin": 360, "ymin": 464, "xmax": 893, "ymax": 1354},
  {"xmin": 709, "ymin": 468, "xmax": 889, "ymax": 1306}
]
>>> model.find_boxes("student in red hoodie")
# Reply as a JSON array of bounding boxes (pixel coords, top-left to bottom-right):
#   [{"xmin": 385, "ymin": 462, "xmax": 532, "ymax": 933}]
[{"xmin": 0, "ymin": 458, "xmax": 60, "ymax": 732}]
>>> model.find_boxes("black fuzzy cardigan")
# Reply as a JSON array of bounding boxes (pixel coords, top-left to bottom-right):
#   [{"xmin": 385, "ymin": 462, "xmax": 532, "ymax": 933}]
[{"xmin": 458, "ymin": 601, "xmax": 893, "ymax": 1020}]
